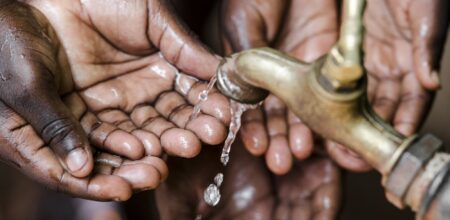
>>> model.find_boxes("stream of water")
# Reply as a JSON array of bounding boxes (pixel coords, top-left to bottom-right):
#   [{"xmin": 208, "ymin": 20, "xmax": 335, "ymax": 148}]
[{"xmin": 190, "ymin": 77, "xmax": 261, "ymax": 210}]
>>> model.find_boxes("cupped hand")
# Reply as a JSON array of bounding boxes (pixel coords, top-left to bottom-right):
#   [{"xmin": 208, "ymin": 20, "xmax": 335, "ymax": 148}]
[
  {"xmin": 222, "ymin": 0, "xmax": 338, "ymax": 174},
  {"xmin": 274, "ymin": 157, "xmax": 340, "ymax": 220},
  {"xmin": 327, "ymin": 0, "xmax": 449, "ymax": 170},
  {"xmin": 155, "ymin": 141, "xmax": 275, "ymax": 219},
  {"xmin": 155, "ymin": 140, "xmax": 341, "ymax": 220},
  {"xmin": 0, "ymin": 0, "xmax": 230, "ymax": 200}
]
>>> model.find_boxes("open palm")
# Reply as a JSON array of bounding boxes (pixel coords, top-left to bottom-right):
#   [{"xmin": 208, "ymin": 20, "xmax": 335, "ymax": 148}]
[{"xmin": 0, "ymin": 0, "xmax": 230, "ymax": 200}]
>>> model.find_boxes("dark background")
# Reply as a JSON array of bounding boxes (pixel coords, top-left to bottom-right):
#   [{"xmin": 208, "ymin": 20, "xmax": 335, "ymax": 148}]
[{"xmin": 0, "ymin": 1, "xmax": 449, "ymax": 219}]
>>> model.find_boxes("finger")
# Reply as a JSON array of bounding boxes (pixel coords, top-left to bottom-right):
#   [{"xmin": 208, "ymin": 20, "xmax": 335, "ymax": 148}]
[
  {"xmin": 98, "ymin": 109, "xmax": 164, "ymax": 157},
  {"xmin": 80, "ymin": 112, "xmax": 144, "ymax": 159},
  {"xmin": 0, "ymin": 101, "xmax": 131, "ymax": 201},
  {"xmin": 222, "ymin": 0, "xmax": 288, "ymax": 51},
  {"xmin": 186, "ymin": 81, "xmax": 231, "ymax": 125},
  {"xmin": 311, "ymin": 160, "xmax": 341, "ymax": 220},
  {"xmin": 147, "ymin": 0, "xmax": 220, "ymax": 80},
  {"xmin": 288, "ymin": 111, "xmax": 314, "ymax": 160},
  {"xmin": 18, "ymin": 142, "xmax": 132, "ymax": 201},
  {"xmin": 154, "ymin": 91, "xmax": 227, "ymax": 145},
  {"xmin": 264, "ymin": 96, "xmax": 292, "ymax": 175},
  {"xmin": 410, "ymin": 0, "xmax": 449, "ymax": 90},
  {"xmin": 131, "ymin": 130, "xmax": 162, "ymax": 156},
  {"xmin": 366, "ymin": 74, "xmax": 379, "ymax": 104},
  {"xmin": 130, "ymin": 105, "xmax": 201, "ymax": 158},
  {"xmin": 325, "ymin": 141, "xmax": 371, "ymax": 172},
  {"xmin": 80, "ymin": 57, "xmax": 176, "ymax": 113},
  {"xmin": 278, "ymin": 0, "xmax": 338, "ymax": 62},
  {"xmin": 240, "ymin": 109, "xmax": 269, "ymax": 156},
  {"xmin": 371, "ymin": 78, "xmax": 401, "ymax": 121},
  {"xmin": 393, "ymin": 73, "xmax": 431, "ymax": 136},
  {"xmin": 98, "ymin": 110, "xmax": 138, "ymax": 133},
  {"xmin": 0, "ymin": 4, "xmax": 94, "ymax": 177},
  {"xmin": 96, "ymin": 153, "xmax": 168, "ymax": 191}
]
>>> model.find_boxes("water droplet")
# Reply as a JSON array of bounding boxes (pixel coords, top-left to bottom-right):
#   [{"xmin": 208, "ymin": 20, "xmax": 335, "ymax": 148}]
[
  {"xmin": 190, "ymin": 75, "xmax": 217, "ymax": 121},
  {"xmin": 204, "ymin": 184, "xmax": 221, "ymax": 206},
  {"xmin": 220, "ymin": 153, "xmax": 229, "ymax": 165},
  {"xmin": 214, "ymin": 173, "xmax": 224, "ymax": 187},
  {"xmin": 195, "ymin": 73, "xmax": 262, "ymax": 210}
]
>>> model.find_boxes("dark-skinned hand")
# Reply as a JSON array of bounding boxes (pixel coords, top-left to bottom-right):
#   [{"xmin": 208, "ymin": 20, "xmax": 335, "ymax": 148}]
[
  {"xmin": 0, "ymin": 0, "xmax": 230, "ymax": 200},
  {"xmin": 155, "ymin": 140, "xmax": 340, "ymax": 220},
  {"xmin": 222, "ymin": 0, "xmax": 339, "ymax": 173},
  {"xmin": 221, "ymin": 1, "xmax": 342, "ymax": 218},
  {"xmin": 327, "ymin": 0, "xmax": 450, "ymax": 170},
  {"xmin": 222, "ymin": 0, "xmax": 450, "ymax": 173}
]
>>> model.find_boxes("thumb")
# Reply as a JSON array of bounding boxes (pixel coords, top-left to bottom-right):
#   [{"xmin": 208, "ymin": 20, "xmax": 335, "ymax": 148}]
[
  {"xmin": 410, "ymin": 0, "xmax": 449, "ymax": 90},
  {"xmin": 0, "ymin": 70, "xmax": 94, "ymax": 178},
  {"xmin": 0, "ymin": 3, "xmax": 93, "ymax": 177},
  {"xmin": 147, "ymin": 0, "xmax": 220, "ymax": 80}
]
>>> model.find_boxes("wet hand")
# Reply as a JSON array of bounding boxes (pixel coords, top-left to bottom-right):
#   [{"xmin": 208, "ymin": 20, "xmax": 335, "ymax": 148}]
[
  {"xmin": 327, "ymin": 0, "xmax": 449, "ymax": 171},
  {"xmin": 0, "ymin": 0, "xmax": 230, "ymax": 200},
  {"xmin": 155, "ymin": 141, "xmax": 275, "ymax": 220},
  {"xmin": 222, "ymin": 0, "xmax": 337, "ymax": 174},
  {"xmin": 274, "ymin": 157, "xmax": 340, "ymax": 220},
  {"xmin": 155, "ymin": 141, "xmax": 341, "ymax": 220}
]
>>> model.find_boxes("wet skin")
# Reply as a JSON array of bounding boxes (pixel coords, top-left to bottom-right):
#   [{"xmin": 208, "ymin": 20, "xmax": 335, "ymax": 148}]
[
  {"xmin": 222, "ymin": 0, "xmax": 342, "ymax": 174},
  {"xmin": 328, "ymin": 0, "xmax": 450, "ymax": 170},
  {"xmin": 222, "ymin": 0, "xmax": 450, "ymax": 173},
  {"xmin": 156, "ymin": 141, "xmax": 340, "ymax": 220},
  {"xmin": 0, "ymin": 0, "xmax": 231, "ymax": 200}
]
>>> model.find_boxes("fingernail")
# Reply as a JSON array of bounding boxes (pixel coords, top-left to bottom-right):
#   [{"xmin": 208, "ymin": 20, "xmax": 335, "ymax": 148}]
[
  {"xmin": 66, "ymin": 148, "xmax": 88, "ymax": 173},
  {"xmin": 431, "ymin": 70, "xmax": 441, "ymax": 88}
]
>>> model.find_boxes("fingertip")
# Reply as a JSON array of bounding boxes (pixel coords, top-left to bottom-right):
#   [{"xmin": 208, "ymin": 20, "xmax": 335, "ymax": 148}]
[
  {"xmin": 115, "ymin": 163, "xmax": 161, "ymax": 190},
  {"xmin": 140, "ymin": 156, "xmax": 169, "ymax": 181},
  {"xmin": 289, "ymin": 123, "xmax": 314, "ymax": 160},
  {"xmin": 326, "ymin": 141, "xmax": 372, "ymax": 172},
  {"xmin": 132, "ymin": 130, "xmax": 162, "ymax": 156},
  {"xmin": 240, "ymin": 121, "xmax": 268, "ymax": 156},
  {"xmin": 186, "ymin": 115, "xmax": 227, "ymax": 145},
  {"xmin": 65, "ymin": 148, "xmax": 93, "ymax": 178},
  {"xmin": 417, "ymin": 70, "xmax": 441, "ymax": 91},
  {"xmin": 88, "ymin": 175, "xmax": 133, "ymax": 202},
  {"xmin": 395, "ymin": 123, "xmax": 415, "ymax": 137},
  {"xmin": 105, "ymin": 130, "xmax": 145, "ymax": 160},
  {"xmin": 161, "ymin": 128, "xmax": 201, "ymax": 158},
  {"xmin": 265, "ymin": 137, "xmax": 293, "ymax": 175}
]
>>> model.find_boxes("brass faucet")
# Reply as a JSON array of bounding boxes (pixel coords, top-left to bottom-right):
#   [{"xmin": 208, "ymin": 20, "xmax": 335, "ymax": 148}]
[{"xmin": 216, "ymin": 0, "xmax": 450, "ymax": 219}]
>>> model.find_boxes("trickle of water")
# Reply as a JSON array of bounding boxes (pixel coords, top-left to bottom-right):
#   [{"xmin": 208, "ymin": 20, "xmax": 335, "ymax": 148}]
[
  {"xmin": 201, "ymin": 100, "xmax": 261, "ymax": 207},
  {"xmin": 220, "ymin": 100, "xmax": 260, "ymax": 165},
  {"xmin": 195, "ymin": 215, "xmax": 202, "ymax": 220},
  {"xmin": 190, "ymin": 75, "xmax": 217, "ymax": 121},
  {"xmin": 192, "ymin": 75, "xmax": 262, "ymax": 208}
]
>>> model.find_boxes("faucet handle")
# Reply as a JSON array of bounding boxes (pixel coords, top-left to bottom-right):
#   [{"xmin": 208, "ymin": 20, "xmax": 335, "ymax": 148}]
[{"xmin": 320, "ymin": 47, "xmax": 364, "ymax": 92}]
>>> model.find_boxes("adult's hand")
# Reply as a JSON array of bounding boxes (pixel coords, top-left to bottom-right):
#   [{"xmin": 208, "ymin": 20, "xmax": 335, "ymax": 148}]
[
  {"xmin": 155, "ymin": 140, "xmax": 340, "ymax": 220},
  {"xmin": 222, "ymin": 0, "xmax": 339, "ymax": 174},
  {"xmin": 155, "ymin": 141, "xmax": 275, "ymax": 219},
  {"xmin": 0, "ymin": 0, "xmax": 230, "ymax": 200},
  {"xmin": 274, "ymin": 157, "xmax": 340, "ymax": 220},
  {"xmin": 327, "ymin": 0, "xmax": 450, "ymax": 170}
]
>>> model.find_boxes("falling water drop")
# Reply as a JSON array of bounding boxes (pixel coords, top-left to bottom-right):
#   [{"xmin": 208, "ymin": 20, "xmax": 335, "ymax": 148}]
[{"xmin": 191, "ymin": 75, "xmax": 262, "ymax": 208}]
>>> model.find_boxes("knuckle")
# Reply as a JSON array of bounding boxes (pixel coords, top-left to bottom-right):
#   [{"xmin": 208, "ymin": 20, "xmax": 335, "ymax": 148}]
[{"xmin": 41, "ymin": 117, "xmax": 77, "ymax": 148}]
